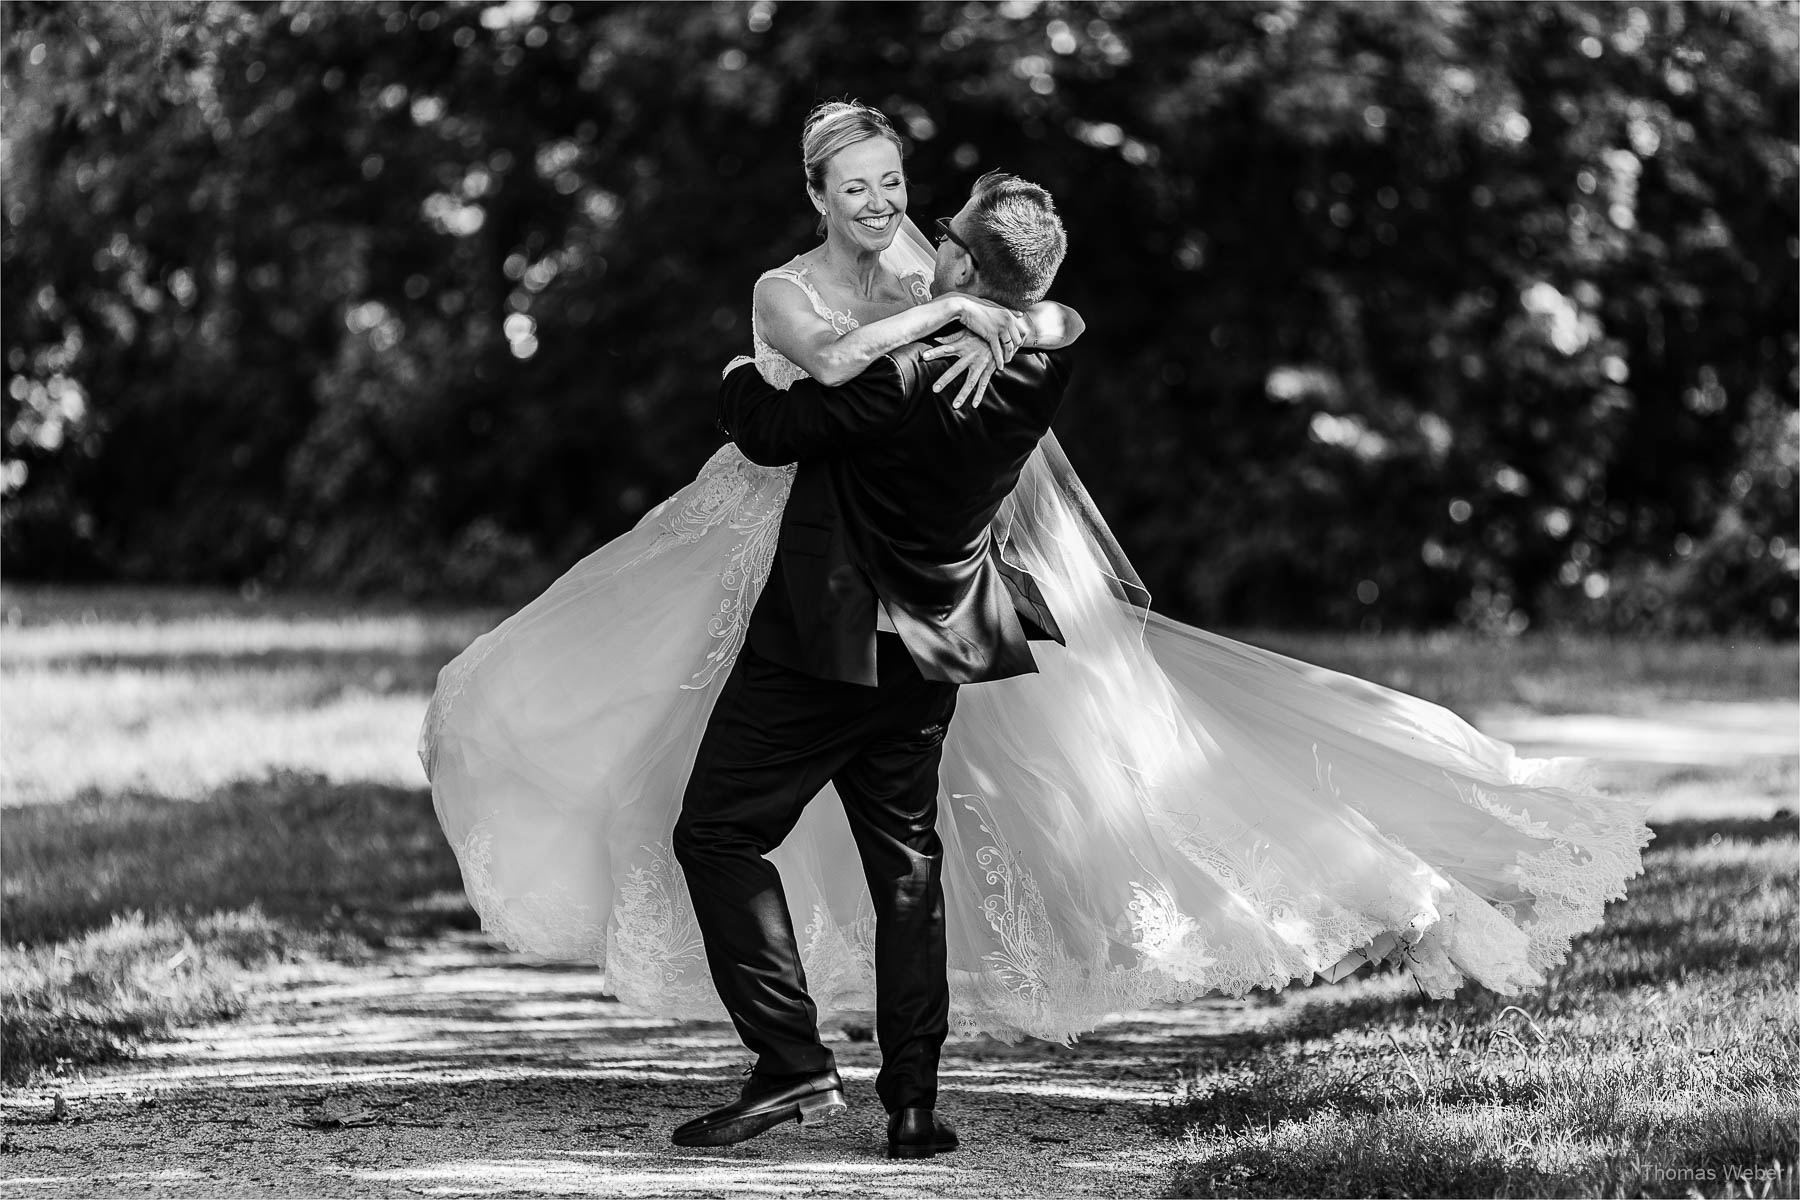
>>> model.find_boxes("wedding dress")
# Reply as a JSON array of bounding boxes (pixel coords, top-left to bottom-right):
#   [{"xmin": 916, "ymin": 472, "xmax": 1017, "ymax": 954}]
[{"xmin": 420, "ymin": 236, "xmax": 1653, "ymax": 1041}]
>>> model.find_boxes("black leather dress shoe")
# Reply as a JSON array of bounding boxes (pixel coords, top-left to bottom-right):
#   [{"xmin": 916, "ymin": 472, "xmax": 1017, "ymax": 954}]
[
  {"xmin": 886, "ymin": 1107, "xmax": 959, "ymax": 1159},
  {"xmin": 670, "ymin": 1068, "xmax": 846, "ymax": 1147}
]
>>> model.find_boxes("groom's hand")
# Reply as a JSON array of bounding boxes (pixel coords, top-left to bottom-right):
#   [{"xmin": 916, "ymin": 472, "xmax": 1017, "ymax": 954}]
[
  {"xmin": 921, "ymin": 327, "xmax": 1008, "ymax": 410},
  {"xmin": 716, "ymin": 357, "xmax": 762, "ymax": 438}
]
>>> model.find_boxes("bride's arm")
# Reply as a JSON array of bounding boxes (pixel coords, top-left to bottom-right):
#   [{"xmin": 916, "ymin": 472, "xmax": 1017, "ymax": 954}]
[
  {"xmin": 755, "ymin": 277, "xmax": 1019, "ymax": 387},
  {"xmin": 924, "ymin": 300, "xmax": 1086, "ymax": 408}
]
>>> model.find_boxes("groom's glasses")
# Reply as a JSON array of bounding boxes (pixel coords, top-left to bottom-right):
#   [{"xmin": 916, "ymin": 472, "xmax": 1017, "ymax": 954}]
[{"xmin": 935, "ymin": 218, "xmax": 980, "ymax": 270}]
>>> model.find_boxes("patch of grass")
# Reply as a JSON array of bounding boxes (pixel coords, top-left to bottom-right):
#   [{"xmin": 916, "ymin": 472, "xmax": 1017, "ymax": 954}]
[
  {"xmin": 1, "ymin": 908, "xmax": 345, "ymax": 1085},
  {"xmin": 1241, "ymin": 629, "xmax": 1798, "ymax": 715},
  {"xmin": 0, "ymin": 773, "xmax": 473, "ymax": 1084},
  {"xmin": 2, "ymin": 773, "xmax": 467, "ymax": 947},
  {"xmin": 0, "ymin": 589, "xmax": 499, "ymax": 805},
  {"xmin": 2, "ymin": 664, "xmax": 445, "ymax": 803},
  {"xmin": 1164, "ymin": 1100, "xmax": 1794, "ymax": 1199},
  {"xmin": 1154, "ymin": 818, "xmax": 1800, "ymax": 1198},
  {"xmin": 0, "ymin": 588, "xmax": 497, "ymax": 1083},
  {"xmin": 1596, "ymin": 758, "xmax": 1798, "ymax": 823}
]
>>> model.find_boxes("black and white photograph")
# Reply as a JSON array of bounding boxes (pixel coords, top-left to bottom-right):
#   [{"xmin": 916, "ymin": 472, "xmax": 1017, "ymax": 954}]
[{"xmin": 1, "ymin": 1, "xmax": 1795, "ymax": 1196}]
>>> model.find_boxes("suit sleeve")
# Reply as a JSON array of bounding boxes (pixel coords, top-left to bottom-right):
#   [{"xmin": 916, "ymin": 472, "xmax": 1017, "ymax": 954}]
[
  {"xmin": 718, "ymin": 353, "xmax": 918, "ymax": 466},
  {"xmin": 1040, "ymin": 345, "xmax": 1074, "ymax": 393}
]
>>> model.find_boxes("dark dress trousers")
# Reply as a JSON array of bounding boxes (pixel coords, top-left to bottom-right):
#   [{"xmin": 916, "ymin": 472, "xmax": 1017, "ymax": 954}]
[{"xmin": 673, "ymin": 340, "xmax": 1072, "ymax": 1113}]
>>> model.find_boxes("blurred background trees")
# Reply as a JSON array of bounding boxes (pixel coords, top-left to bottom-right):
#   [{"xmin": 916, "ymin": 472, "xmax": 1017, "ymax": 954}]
[{"xmin": 3, "ymin": 0, "xmax": 1794, "ymax": 633}]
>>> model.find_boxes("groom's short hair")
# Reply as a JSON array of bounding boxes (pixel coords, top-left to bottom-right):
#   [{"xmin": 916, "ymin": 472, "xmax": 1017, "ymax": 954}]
[{"xmin": 964, "ymin": 171, "xmax": 1067, "ymax": 309}]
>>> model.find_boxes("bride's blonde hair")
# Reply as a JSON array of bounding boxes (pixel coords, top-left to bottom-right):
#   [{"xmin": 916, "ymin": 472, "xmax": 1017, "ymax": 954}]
[{"xmin": 802, "ymin": 100, "xmax": 905, "ymax": 235}]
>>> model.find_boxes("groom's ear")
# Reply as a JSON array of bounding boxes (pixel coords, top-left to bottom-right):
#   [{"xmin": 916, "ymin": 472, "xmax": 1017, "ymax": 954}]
[{"xmin": 946, "ymin": 254, "xmax": 976, "ymax": 291}]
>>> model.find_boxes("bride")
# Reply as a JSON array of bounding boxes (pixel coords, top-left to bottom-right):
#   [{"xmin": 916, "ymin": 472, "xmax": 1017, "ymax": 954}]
[{"xmin": 420, "ymin": 101, "xmax": 1653, "ymax": 1041}]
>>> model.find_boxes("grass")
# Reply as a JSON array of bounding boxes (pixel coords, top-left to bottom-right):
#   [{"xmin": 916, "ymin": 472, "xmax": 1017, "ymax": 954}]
[
  {"xmin": 3, "ymin": 909, "xmax": 331, "ymax": 1086},
  {"xmin": 1242, "ymin": 629, "xmax": 1797, "ymax": 717},
  {"xmin": 3, "ymin": 581, "xmax": 1797, "ymax": 1200},
  {"xmin": 1152, "ymin": 814, "xmax": 1800, "ymax": 1198},
  {"xmin": 0, "ymin": 773, "xmax": 470, "ymax": 1083},
  {"xmin": 2, "ymin": 585, "xmax": 502, "ymax": 805},
  {"xmin": 2, "ymin": 774, "xmax": 466, "ymax": 948},
  {"xmin": 0, "ymin": 586, "xmax": 501, "ymax": 1083}
]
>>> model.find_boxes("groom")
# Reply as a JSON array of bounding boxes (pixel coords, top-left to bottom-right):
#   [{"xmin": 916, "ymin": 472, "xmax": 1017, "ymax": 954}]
[{"xmin": 670, "ymin": 172, "xmax": 1072, "ymax": 1158}]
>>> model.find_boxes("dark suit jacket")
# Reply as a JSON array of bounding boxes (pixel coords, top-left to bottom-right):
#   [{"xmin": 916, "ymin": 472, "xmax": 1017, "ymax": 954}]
[{"xmin": 718, "ymin": 340, "xmax": 1072, "ymax": 686}]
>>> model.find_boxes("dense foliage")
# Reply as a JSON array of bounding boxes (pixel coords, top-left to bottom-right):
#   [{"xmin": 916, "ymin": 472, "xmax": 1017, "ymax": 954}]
[{"xmin": 3, "ymin": 0, "xmax": 1794, "ymax": 632}]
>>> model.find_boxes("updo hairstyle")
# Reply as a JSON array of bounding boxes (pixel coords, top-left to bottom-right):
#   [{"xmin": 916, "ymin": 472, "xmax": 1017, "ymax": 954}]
[{"xmin": 801, "ymin": 100, "xmax": 906, "ymax": 234}]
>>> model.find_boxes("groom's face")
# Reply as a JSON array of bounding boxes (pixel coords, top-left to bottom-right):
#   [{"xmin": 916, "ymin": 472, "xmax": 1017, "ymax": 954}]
[{"xmin": 930, "ymin": 198, "xmax": 979, "ymax": 297}]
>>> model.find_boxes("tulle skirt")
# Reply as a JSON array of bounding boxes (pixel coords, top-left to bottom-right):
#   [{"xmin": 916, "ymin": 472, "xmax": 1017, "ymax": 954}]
[{"xmin": 420, "ymin": 436, "xmax": 1653, "ymax": 1041}]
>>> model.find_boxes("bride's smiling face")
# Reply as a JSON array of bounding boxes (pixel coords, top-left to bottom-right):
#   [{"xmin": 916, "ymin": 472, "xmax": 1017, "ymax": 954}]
[{"xmin": 811, "ymin": 138, "xmax": 906, "ymax": 253}]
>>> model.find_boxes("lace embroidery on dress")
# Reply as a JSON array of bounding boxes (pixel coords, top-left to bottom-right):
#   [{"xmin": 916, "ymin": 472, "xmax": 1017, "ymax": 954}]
[
  {"xmin": 676, "ymin": 449, "xmax": 793, "ymax": 689},
  {"xmin": 948, "ymin": 742, "xmax": 1570, "ymax": 1036},
  {"xmin": 456, "ymin": 820, "xmax": 608, "ymax": 960},
  {"xmin": 662, "ymin": 266, "xmax": 866, "ymax": 688},
  {"xmin": 1123, "ymin": 745, "xmax": 1596, "ymax": 1001},
  {"xmin": 951, "ymin": 795, "xmax": 1199, "ymax": 1043},
  {"xmin": 757, "ymin": 264, "xmax": 931, "ymax": 335},
  {"xmin": 1308, "ymin": 758, "xmax": 1650, "ymax": 997},
  {"xmin": 599, "ymin": 839, "xmax": 886, "ymax": 1020},
  {"xmin": 606, "ymin": 840, "xmax": 885, "ymax": 1017},
  {"xmin": 606, "ymin": 844, "xmax": 721, "ymax": 1017},
  {"xmin": 801, "ymin": 898, "xmax": 878, "ymax": 1011},
  {"xmin": 1457, "ymin": 780, "xmax": 1653, "ymax": 972},
  {"xmin": 1126, "ymin": 880, "xmax": 1215, "ymax": 983},
  {"xmin": 965, "ymin": 793, "xmax": 1063, "ymax": 1002},
  {"xmin": 758, "ymin": 266, "xmax": 860, "ymax": 339},
  {"xmin": 1299, "ymin": 745, "xmax": 1651, "ymax": 997},
  {"xmin": 1429, "ymin": 771, "xmax": 1651, "ymax": 971},
  {"xmin": 1177, "ymin": 828, "xmax": 1393, "ymax": 994}
]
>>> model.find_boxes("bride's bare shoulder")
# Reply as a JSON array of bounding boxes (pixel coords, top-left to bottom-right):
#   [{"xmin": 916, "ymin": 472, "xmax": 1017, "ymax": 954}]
[
  {"xmin": 755, "ymin": 256, "xmax": 820, "ymax": 309},
  {"xmin": 759, "ymin": 251, "xmax": 820, "ymax": 279},
  {"xmin": 754, "ymin": 254, "xmax": 821, "ymax": 302}
]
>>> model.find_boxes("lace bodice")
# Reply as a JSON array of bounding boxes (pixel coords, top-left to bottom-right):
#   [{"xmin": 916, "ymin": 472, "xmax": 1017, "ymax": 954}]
[{"xmin": 744, "ymin": 264, "xmax": 933, "ymax": 391}]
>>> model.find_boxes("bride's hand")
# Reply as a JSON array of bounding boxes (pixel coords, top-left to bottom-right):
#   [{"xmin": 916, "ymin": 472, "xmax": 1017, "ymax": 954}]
[
  {"xmin": 923, "ymin": 299, "xmax": 1031, "ymax": 409},
  {"xmin": 953, "ymin": 296, "xmax": 1030, "ymax": 365},
  {"xmin": 922, "ymin": 330, "xmax": 1001, "ymax": 410}
]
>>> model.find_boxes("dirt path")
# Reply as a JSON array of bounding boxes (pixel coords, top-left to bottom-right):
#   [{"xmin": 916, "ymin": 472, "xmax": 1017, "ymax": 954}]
[
  {"xmin": 1, "ymin": 931, "xmax": 1280, "ymax": 1198},
  {"xmin": 5, "ymin": 701, "xmax": 1791, "ymax": 1197}
]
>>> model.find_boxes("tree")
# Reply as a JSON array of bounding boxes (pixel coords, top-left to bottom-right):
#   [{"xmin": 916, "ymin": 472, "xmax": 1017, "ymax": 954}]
[{"xmin": 4, "ymin": 0, "xmax": 1794, "ymax": 633}]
